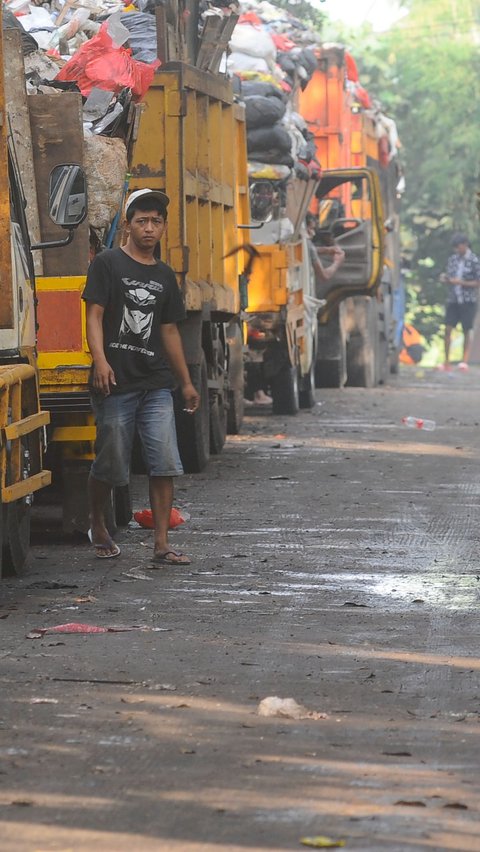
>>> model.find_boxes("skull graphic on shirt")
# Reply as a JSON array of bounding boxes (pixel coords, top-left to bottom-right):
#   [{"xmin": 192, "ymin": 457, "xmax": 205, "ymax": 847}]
[{"xmin": 119, "ymin": 280, "xmax": 157, "ymax": 343}]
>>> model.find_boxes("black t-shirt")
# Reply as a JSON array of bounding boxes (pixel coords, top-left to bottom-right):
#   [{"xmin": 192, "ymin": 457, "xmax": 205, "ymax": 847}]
[{"xmin": 82, "ymin": 247, "xmax": 185, "ymax": 393}]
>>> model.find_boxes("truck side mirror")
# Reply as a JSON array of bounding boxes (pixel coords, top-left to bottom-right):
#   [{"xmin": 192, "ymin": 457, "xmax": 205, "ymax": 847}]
[{"xmin": 48, "ymin": 165, "xmax": 87, "ymax": 229}]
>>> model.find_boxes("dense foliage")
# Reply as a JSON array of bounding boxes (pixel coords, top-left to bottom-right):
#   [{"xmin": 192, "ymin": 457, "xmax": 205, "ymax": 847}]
[{"xmin": 322, "ymin": 0, "xmax": 480, "ymax": 342}]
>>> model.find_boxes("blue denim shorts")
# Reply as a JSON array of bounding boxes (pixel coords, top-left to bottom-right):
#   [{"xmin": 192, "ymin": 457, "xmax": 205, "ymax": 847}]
[{"xmin": 90, "ymin": 388, "xmax": 183, "ymax": 486}]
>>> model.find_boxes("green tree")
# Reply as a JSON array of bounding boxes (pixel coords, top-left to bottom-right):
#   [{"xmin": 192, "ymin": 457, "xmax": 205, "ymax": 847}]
[{"xmin": 331, "ymin": 0, "xmax": 480, "ymax": 341}]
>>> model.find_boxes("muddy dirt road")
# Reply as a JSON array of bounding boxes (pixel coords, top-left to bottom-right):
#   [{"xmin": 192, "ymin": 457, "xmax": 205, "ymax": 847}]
[{"xmin": 1, "ymin": 367, "xmax": 480, "ymax": 851}]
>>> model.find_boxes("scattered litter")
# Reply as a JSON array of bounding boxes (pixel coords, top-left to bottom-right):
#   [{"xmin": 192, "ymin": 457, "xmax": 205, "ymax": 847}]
[
  {"xmin": 382, "ymin": 751, "xmax": 412, "ymax": 757},
  {"xmin": 74, "ymin": 595, "xmax": 97, "ymax": 603},
  {"xmin": 29, "ymin": 698, "xmax": 59, "ymax": 705},
  {"xmin": 394, "ymin": 800, "xmax": 426, "ymax": 807},
  {"xmin": 401, "ymin": 415, "xmax": 436, "ymax": 431},
  {"xmin": 25, "ymin": 581, "xmax": 78, "ymax": 590},
  {"xmin": 300, "ymin": 838, "xmax": 345, "ymax": 849},
  {"xmin": 269, "ymin": 475, "xmax": 290, "ymax": 480},
  {"xmin": 258, "ymin": 697, "xmax": 328, "ymax": 720},
  {"xmin": 27, "ymin": 622, "xmax": 165, "ymax": 638},
  {"xmin": 134, "ymin": 507, "xmax": 190, "ymax": 529},
  {"xmin": 121, "ymin": 568, "xmax": 154, "ymax": 581},
  {"xmin": 342, "ymin": 601, "xmax": 369, "ymax": 608}
]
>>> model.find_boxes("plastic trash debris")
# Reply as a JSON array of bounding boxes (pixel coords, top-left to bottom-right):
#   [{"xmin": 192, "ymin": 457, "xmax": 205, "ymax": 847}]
[
  {"xmin": 134, "ymin": 507, "xmax": 190, "ymax": 530},
  {"xmin": 27, "ymin": 622, "xmax": 162, "ymax": 638},
  {"xmin": 257, "ymin": 696, "xmax": 328, "ymax": 720},
  {"xmin": 300, "ymin": 838, "xmax": 346, "ymax": 849},
  {"xmin": 401, "ymin": 416, "xmax": 436, "ymax": 431},
  {"xmin": 55, "ymin": 20, "xmax": 159, "ymax": 100}
]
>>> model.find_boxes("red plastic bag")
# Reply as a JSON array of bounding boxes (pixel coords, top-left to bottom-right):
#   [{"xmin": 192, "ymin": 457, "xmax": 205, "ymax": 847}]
[
  {"xmin": 134, "ymin": 508, "xmax": 187, "ymax": 530},
  {"xmin": 55, "ymin": 22, "xmax": 159, "ymax": 100}
]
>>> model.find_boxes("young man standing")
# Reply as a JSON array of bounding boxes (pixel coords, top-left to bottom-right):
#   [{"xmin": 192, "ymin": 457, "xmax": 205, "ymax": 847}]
[
  {"xmin": 440, "ymin": 233, "xmax": 480, "ymax": 371},
  {"xmin": 82, "ymin": 188, "xmax": 199, "ymax": 564}
]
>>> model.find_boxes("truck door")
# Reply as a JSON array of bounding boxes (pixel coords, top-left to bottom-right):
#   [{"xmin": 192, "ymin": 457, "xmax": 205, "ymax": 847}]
[{"xmin": 313, "ymin": 168, "xmax": 384, "ymax": 321}]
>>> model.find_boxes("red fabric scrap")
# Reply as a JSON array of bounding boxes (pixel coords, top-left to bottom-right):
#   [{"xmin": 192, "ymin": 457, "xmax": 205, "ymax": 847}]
[
  {"xmin": 134, "ymin": 507, "xmax": 186, "ymax": 529},
  {"xmin": 238, "ymin": 12, "xmax": 262, "ymax": 26},
  {"xmin": 345, "ymin": 51, "xmax": 359, "ymax": 82},
  {"xmin": 271, "ymin": 34, "xmax": 296, "ymax": 52},
  {"xmin": 27, "ymin": 623, "xmax": 141, "ymax": 639},
  {"xmin": 55, "ymin": 21, "xmax": 159, "ymax": 100}
]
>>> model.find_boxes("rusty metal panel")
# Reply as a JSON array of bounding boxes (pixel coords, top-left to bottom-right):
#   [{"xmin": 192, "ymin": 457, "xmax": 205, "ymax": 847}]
[{"xmin": 28, "ymin": 94, "xmax": 89, "ymax": 276}]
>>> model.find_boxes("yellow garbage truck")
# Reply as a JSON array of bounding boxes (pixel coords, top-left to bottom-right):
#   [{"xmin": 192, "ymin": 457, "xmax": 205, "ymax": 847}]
[
  {"xmin": 34, "ymin": 44, "xmax": 250, "ymax": 532},
  {"xmin": 0, "ymin": 23, "xmax": 86, "ymax": 575}
]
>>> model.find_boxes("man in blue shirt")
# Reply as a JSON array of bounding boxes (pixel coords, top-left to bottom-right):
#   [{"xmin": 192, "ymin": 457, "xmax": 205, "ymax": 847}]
[{"xmin": 440, "ymin": 233, "xmax": 480, "ymax": 371}]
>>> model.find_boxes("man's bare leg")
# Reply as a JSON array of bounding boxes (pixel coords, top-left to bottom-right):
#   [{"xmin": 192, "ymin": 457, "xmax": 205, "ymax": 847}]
[
  {"xmin": 463, "ymin": 329, "xmax": 473, "ymax": 363},
  {"xmin": 88, "ymin": 474, "xmax": 118, "ymax": 556},
  {"xmin": 150, "ymin": 475, "xmax": 189, "ymax": 563},
  {"xmin": 444, "ymin": 324, "xmax": 453, "ymax": 364}
]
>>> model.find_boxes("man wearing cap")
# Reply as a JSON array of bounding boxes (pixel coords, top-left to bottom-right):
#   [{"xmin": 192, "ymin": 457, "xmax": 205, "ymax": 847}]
[
  {"xmin": 82, "ymin": 188, "xmax": 199, "ymax": 564},
  {"xmin": 439, "ymin": 233, "xmax": 480, "ymax": 371}
]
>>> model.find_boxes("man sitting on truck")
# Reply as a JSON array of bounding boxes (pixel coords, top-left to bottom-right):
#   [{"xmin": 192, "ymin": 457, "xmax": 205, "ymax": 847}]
[{"xmin": 82, "ymin": 188, "xmax": 199, "ymax": 565}]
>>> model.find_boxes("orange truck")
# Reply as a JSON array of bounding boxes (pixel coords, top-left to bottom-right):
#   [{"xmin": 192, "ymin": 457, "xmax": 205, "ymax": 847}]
[{"xmin": 298, "ymin": 44, "xmax": 404, "ymax": 387}]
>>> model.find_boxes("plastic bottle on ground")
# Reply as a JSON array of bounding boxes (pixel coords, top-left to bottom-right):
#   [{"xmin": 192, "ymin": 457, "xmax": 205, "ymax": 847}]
[{"xmin": 402, "ymin": 416, "xmax": 436, "ymax": 431}]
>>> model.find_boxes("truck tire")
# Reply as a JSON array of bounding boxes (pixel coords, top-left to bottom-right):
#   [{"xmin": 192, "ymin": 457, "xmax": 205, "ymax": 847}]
[
  {"xmin": 209, "ymin": 342, "xmax": 227, "ymax": 455},
  {"xmin": 271, "ymin": 364, "xmax": 299, "ymax": 415},
  {"xmin": 175, "ymin": 351, "xmax": 210, "ymax": 473},
  {"xmin": 315, "ymin": 357, "xmax": 345, "ymax": 389},
  {"xmin": 3, "ymin": 498, "xmax": 31, "ymax": 575},
  {"xmin": 299, "ymin": 350, "xmax": 316, "ymax": 408},
  {"xmin": 115, "ymin": 484, "xmax": 132, "ymax": 527},
  {"xmin": 315, "ymin": 309, "xmax": 347, "ymax": 388},
  {"xmin": 226, "ymin": 320, "xmax": 244, "ymax": 435},
  {"xmin": 2, "ymin": 436, "xmax": 32, "ymax": 575},
  {"xmin": 346, "ymin": 298, "xmax": 376, "ymax": 388}
]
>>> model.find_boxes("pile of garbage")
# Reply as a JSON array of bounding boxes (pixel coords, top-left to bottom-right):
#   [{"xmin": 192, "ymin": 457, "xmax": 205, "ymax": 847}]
[
  {"xmin": 225, "ymin": 1, "xmax": 400, "ymax": 190},
  {"xmin": 226, "ymin": 1, "xmax": 320, "ymax": 186},
  {"xmin": 3, "ymin": 0, "xmax": 163, "ymax": 242}
]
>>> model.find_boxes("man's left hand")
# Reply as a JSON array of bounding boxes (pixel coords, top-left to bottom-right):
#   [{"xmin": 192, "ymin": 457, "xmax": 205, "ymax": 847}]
[{"xmin": 182, "ymin": 382, "xmax": 200, "ymax": 414}]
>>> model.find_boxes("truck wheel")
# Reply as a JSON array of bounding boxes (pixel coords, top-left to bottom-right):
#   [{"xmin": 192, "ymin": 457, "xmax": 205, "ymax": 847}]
[
  {"xmin": 115, "ymin": 484, "xmax": 132, "ymax": 527},
  {"xmin": 346, "ymin": 298, "xmax": 375, "ymax": 388},
  {"xmin": 209, "ymin": 343, "xmax": 227, "ymax": 455},
  {"xmin": 346, "ymin": 335, "xmax": 375, "ymax": 387},
  {"xmin": 175, "ymin": 351, "xmax": 210, "ymax": 473},
  {"xmin": 226, "ymin": 321, "xmax": 244, "ymax": 435},
  {"xmin": 271, "ymin": 364, "xmax": 299, "ymax": 415},
  {"xmin": 299, "ymin": 351, "xmax": 316, "ymax": 408},
  {"xmin": 2, "ymin": 437, "xmax": 32, "ymax": 576},
  {"xmin": 3, "ymin": 497, "xmax": 31, "ymax": 576},
  {"xmin": 315, "ymin": 357, "xmax": 345, "ymax": 389},
  {"xmin": 227, "ymin": 388, "xmax": 244, "ymax": 435}
]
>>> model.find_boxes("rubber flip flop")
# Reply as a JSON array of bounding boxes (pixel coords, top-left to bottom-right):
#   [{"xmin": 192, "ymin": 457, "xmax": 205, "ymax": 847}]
[
  {"xmin": 88, "ymin": 528, "xmax": 121, "ymax": 559},
  {"xmin": 151, "ymin": 549, "xmax": 191, "ymax": 566}
]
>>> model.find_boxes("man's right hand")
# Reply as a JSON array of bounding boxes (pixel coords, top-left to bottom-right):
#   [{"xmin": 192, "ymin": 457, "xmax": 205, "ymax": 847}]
[{"xmin": 93, "ymin": 360, "xmax": 116, "ymax": 396}]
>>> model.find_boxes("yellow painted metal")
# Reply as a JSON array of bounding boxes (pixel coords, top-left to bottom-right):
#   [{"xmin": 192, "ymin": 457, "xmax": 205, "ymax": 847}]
[
  {"xmin": 3, "ymin": 470, "xmax": 51, "ymax": 502},
  {"xmin": 128, "ymin": 64, "xmax": 247, "ymax": 317},
  {"xmin": 4, "ymin": 410, "xmax": 49, "ymax": 440},
  {"xmin": 0, "ymin": 363, "xmax": 51, "ymax": 503},
  {"xmin": 52, "ymin": 425, "xmax": 96, "ymax": 442},
  {"xmin": 36, "ymin": 276, "xmax": 90, "ymax": 374},
  {"xmin": 0, "ymin": 20, "xmax": 13, "ymax": 330},
  {"xmin": 244, "ymin": 245, "xmax": 288, "ymax": 314}
]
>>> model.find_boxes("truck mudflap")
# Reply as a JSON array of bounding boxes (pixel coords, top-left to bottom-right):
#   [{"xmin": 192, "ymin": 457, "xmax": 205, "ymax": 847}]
[{"xmin": 0, "ymin": 363, "xmax": 51, "ymax": 503}]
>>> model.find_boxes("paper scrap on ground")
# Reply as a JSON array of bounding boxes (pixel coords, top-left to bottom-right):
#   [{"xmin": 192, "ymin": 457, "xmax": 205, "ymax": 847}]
[{"xmin": 258, "ymin": 696, "xmax": 328, "ymax": 720}]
